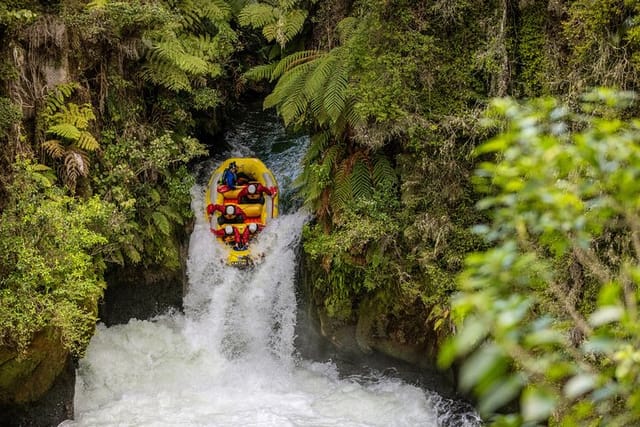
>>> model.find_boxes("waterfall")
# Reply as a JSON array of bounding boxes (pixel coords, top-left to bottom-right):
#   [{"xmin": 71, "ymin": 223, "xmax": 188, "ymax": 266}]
[{"xmin": 60, "ymin": 107, "xmax": 481, "ymax": 427}]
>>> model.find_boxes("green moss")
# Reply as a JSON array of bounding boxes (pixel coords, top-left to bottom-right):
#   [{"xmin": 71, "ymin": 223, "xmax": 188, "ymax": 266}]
[
  {"xmin": 0, "ymin": 328, "xmax": 68, "ymax": 405},
  {"xmin": 516, "ymin": 2, "xmax": 551, "ymax": 97}
]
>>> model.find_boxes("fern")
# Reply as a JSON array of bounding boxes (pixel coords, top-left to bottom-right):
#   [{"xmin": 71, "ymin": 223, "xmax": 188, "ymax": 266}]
[
  {"xmin": 263, "ymin": 9, "xmax": 307, "ymax": 47},
  {"xmin": 323, "ymin": 62, "xmax": 349, "ymax": 124},
  {"xmin": 238, "ymin": 3, "xmax": 276, "ymax": 28},
  {"xmin": 43, "ymin": 140, "xmax": 65, "ymax": 159},
  {"xmin": 271, "ymin": 49, "xmax": 321, "ymax": 80},
  {"xmin": 322, "ymin": 143, "xmax": 341, "ymax": 172},
  {"xmin": 264, "ymin": 61, "xmax": 312, "ymax": 109},
  {"xmin": 304, "ymin": 130, "xmax": 331, "ymax": 164},
  {"xmin": 331, "ymin": 161, "xmax": 351, "ymax": 212},
  {"xmin": 63, "ymin": 150, "xmax": 90, "ymax": 192},
  {"xmin": 351, "ymin": 158, "xmax": 373, "ymax": 200},
  {"xmin": 47, "ymin": 123, "xmax": 81, "ymax": 141},
  {"xmin": 76, "ymin": 131, "xmax": 100, "ymax": 152},
  {"xmin": 44, "ymin": 83, "xmax": 79, "ymax": 116},
  {"xmin": 157, "ymin": 205, "xmax": 184, "ymax": 224},
  {"xmin": 336, "ymin": 16, "xmax": 359, "ymax": 44},
  {"xmin": 152, "ymin": 211, "xmax": 172, "ymax": 236},
  {"xmin": 41, "ymin": 86, "xmax": 99, "ymax": 193},
  {"xmin": 244, "ymin": 63, "xmax": 277, "ymax": 81},
  {"xmin": 372, "ymin": 154, "xmax": 397, "ymax": 188}
]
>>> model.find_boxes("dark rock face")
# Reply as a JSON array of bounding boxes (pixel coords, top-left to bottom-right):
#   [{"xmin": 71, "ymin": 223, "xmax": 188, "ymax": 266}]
[
  {"xmin": 0, "ymin": 355, "xmax": 74, "ymax": 427},
  {"xmin": 99, "ymin": 264, "xmax": 185, "ymax": 326}
]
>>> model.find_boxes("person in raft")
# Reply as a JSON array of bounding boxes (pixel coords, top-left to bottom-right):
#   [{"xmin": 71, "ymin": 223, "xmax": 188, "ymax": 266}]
[
  {"xmin": 221, "ymin": 162, "xmax": 238, "ymax": 189},
  {"xmin": 206, "ymin": 203, "xmax": 246, "ymax": 225},
  {"xmin": 211, "ymin": 225, "xmax": 242, "ymax": 247},
  {"xmin": 241, "ymin": 222, "xmax": 264, "ymax": 245},
  {"xmin": 237, "ymin": 182, "xmax": 277, "ymax": 204}
]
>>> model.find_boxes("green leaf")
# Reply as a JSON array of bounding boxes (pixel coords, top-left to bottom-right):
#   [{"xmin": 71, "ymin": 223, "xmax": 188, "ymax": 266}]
[
  {"xmin": 47, "ymin": 123, "xmax": 81, "ymax": 141},
  {"xmin": 589, "ymin": 306, "xmax": 624, "ymax": 326},
  {"xmin": 152, "ymin": 211, "xmax": 171, "ymax": 236},
  {"xmin": 521, "ymin": 386, "xmax": 556, "ymax": 422},
  {"xmin": 564, "ymin": 374, "xmax": 597, "ymax": 399}
]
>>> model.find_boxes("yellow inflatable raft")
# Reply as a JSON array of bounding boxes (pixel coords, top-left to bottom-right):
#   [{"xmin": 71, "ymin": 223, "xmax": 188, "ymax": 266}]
[{"xmin": 204, "ymin": 158, "xmax": 279, "ymax": 267}]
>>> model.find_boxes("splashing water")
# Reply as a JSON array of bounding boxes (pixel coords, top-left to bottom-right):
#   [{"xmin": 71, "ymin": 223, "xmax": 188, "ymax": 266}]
[{"xmin": 60, "ymin": 109, "xmax": 481, "ymax": 427}]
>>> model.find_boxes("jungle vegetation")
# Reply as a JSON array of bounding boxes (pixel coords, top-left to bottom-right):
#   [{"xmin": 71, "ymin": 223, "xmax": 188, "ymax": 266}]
[{"xmin": 2, "ymin": 0, "xmax": 640, "ymax": 424}]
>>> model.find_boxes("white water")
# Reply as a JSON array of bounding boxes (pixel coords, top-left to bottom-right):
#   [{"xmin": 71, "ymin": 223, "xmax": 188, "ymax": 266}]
[{"xmin": 60, "ymin": 109, "xmax": 481, "ymax": 427}]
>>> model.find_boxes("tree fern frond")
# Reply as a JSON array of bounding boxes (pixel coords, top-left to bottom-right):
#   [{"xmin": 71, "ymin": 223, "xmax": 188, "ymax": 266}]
[
  {"xmin": 76, "ymin": 131, "xmax": 100, "ymax": 152},
  {"xmin": 331, "ymin": 160, "xmax": 351, "ymax": 212},
  {"xmin": 302, "ymin": 168, "xmax": 324, "ymax": 211},
  {"xmin": 336, "ymin": 16, "xmax": 359, "ymax": 44},
  {"xmin": 322, "ymin": 144, "xmax": 341, "ymax": 171},
  {"xmin": 124, "ymin": 244, "xmax": 142, "ymax": 263},
  {"xmin": 372, "ymin": 154, "xmax": 397, "ymax": 188},
  {"xmin": 151, "ymin": 211, "xmax": 172, "ymax": 236},
  {"xmin": 157, "ymin": 205, "xmax": 184, "ymax": 224},
  {"xmin": 271, "ymin": 49, "xmax": 321, "ymax": 80},
  {"xmin": 343, "ymin": 98, "xmax": 365, "ymax": 129},
  {"xmin": 198, "ymin": 0, "xmax": 232, "ymax": 22},
  {"xmin": 44, "ymin": 83, "xmax": 79, "ymax": 116},
  {"xmin": 47, "ymin": 123, "xmax": 81, "ymax": 141},
  {"xmin": 323, "ymin": 62, "xmax": 349, "ymax": 123},
  {"xmin": 278, "ymin": 0, "xmax": 297, "ymax": 9},
  {"xmin": 244, "ymin": 63, "xmax": 277, "ymax": 81},
  {"xmin": 277, "ymin": 9, "xmax": 307, "ymax": 47},
  {"xmin": 140, "ymin": 64, "xmax": 191, "ymax": 92},
  {"xmin": 304, "ymin": 130, "xmax": 331, "ymax": 164},
  {"xmin": 351, "ymin": 158, "xmax": 373, "ymax": 200},
  {"xmin": 63, "ymin": 150, "xmax": 89, "ymax": 192},
  {"xmin": 238, "ymin": 3, "xmax": 276, "ymax": 28},
  {"xmin": 53, "ymin": 103, "xmax": 95, "ymax": 129},
  {"xmin": 303, "ymin": 52, "xmax": 336, "ymax": 102},
  {"xmin": 264, "ymin": 61, "xmax": 312, "ymax": 109},
  {"xmin": 43, "ymin": 139, "xmax": 65, "ymax": 159},
  {"xmin": 279, "ymin": 78, "xmax": 309, "ymax": 126},
  {"xmin": 153, "ymin": 41, "xmax": 209, "ymax": 74}
]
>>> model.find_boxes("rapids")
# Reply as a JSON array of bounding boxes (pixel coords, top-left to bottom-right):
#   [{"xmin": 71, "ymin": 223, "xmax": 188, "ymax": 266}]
[{"xmin": 59, "ymin": 106, "xmax": 481, "ymax": 427}]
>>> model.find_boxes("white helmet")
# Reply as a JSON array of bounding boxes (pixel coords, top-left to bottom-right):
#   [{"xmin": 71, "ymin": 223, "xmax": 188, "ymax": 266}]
[
  {"xmin": 248, "ymin": 184, "xmax": 257, "ymax": 194},
  {"xmin": 248, "ymin": 223, "xmax": 258, "ymax": 233},
  {"xmin": 225, "ymin": 205, "xmax": 235, "ymax": 215},
  {"xmin": 224, "ymin": 225, "xmax": 233, "ymax": 235}
]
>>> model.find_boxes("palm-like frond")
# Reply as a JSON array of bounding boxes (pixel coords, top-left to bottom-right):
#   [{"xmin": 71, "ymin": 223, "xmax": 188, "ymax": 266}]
[
  {"xmin": 238, "ymin": 3, "xmax": 276, "ymax": 28},
  {"xmin": 323, "ymin": 61, "xmax": 349, "ymax": 124},
  {"xmin": 52, "ymin": 103, "xmax": 95, "ymax": 128},
  {"xmin": 244, "ymin": 63, "xmax": 278, "ymax": 81},
  {"xmin": 351, "ymin": 158, "xmax": 373, "ymax": 200},
  {"xmin": 263, "ymin": 9, "xmax": 307, "ymax": 47},
  {"xmin": 151, "ymin": 211, "xmax": 172, "ymax": 236},
  {"xmin": 336, "ymin": 16, "xmax": 359, "ymax": 44},
  {"xmin": 140, "ymin": 63, "xmax": 192, "ymax": 91},
  {"xmin": 304, "ymin": 130, "xmax": 331, "ymax": 164},
  {"xmin": 76, "ymin": 131, "xmax": 100, "ymax": 152},
  {"xmin": 47, "ymin": 123, "xmax": 81, "ymax": 141},
  {"xmin": 43, "ymin": 139, "xmax": 65, "ymax": 159},
  {"xmin": 372, "ymin": 154, "xmax": 397, "ymax": 188},
  {"xmin": 271, "ymin": 49, "xmax": 322, "ymax": 80},
  {"xmin": 331, "ymin": 160, "xmax": 351, "ymax": 212},
  {"xmin": 44, "ymin": 83, "xmax": 78, "ymax": 116}
]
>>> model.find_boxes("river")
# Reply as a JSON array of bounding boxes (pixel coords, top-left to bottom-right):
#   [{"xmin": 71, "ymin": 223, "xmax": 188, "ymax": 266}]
[{"xmin": 60, "ymin": 106, "xmax": 481, "ymax": 427}]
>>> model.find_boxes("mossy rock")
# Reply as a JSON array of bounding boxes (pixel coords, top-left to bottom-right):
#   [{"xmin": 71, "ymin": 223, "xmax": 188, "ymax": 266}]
[{"xmin": 0, "ymin": 328, "xmax": 69, "ymax": 405}]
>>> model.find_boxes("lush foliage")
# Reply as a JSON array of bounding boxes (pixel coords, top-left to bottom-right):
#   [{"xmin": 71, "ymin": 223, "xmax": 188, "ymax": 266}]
[
  {"xmin": 440, "ymin": 89, "xmax": 640, "ymax": 425},
  {"xmin": 247, "ymin": 0, "xmax": 491, "ymax": 350},
  {"xmin": 0, "ymin": 0, "xmax": 232, "ymax": 360},
  {"xmin": 0, "ymin": 161, "xmax": 111, "ymax": 356}
]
